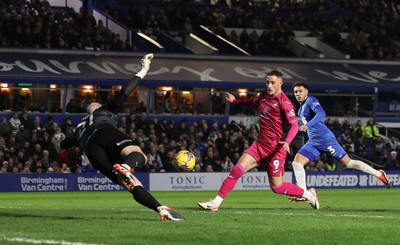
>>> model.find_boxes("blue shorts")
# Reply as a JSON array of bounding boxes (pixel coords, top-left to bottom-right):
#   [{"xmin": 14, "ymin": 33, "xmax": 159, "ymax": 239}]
[{"xmin": 297, "ymin": 139, "xmax": 347, "ymax": 162}]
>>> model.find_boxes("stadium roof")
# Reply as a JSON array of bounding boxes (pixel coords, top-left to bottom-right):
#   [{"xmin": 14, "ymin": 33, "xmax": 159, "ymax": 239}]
[{"xmin": 0, "ymin": 49, "xmax": 399, "ymax": 92}]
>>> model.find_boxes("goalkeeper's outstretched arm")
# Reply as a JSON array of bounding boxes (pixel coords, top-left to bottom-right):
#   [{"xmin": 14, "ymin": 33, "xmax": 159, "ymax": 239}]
[
  {"xmin": 106, "ymin": 54, "xmax": 154, "ymax": 114},
  {"xmin": 59, "ymin": 134, "xmax": 79, "ymax": 151}
]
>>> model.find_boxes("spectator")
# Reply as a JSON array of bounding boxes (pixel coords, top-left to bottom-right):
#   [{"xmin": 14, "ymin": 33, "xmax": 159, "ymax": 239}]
[
  {"xmin": 7, "ymin": 135, "xmax": 20, "ymax": 153},
  {"xmin": 355, "ymin": 144, "xmax": 367, "ymax": 159},
  {"xmin": 117, "ymin": 116, "xmax": 127, "ymax": 134},
  {"xmin": 163, "ymin": 150, "xmax": 178, "ymax": 172},
  {"xmin": 61, "ymin": 117, "xmax": 75, "ymax": 138},
  {"xmin": 0, "ymin": 117, "xmax": 12, "ymax": 138},
  {"xmin": 325, "ymin": 161, "xmax": 336, "ymax": 171},
  {"xmin": 373, "ymin": 136, "xmax": 386, "ymax": 163},
  {"xmin": 19, "ymin": 111, "xmax": 33, "ymax": 131},
  {"xmin": 0, "ymin": 136, "xmax": 9, "ymax": 161},
  {"xmin": 1, "ymin": 161, "xmax": 9, "ymax": 173},
  {"xmin": 147, "ymin": 144, "xmax": 162, "ymax": 167},
  {"xmin": 166, "ymin": 120, "xmax": 177, "ymax": 141},
  {"xmin": 47, "ymin": 167, "xmax": 55, "ymax": 173},
  {"xmin": 66, "ymin": 98, "xmax": 77, "ymax": 113},
  {"xmin": 15, "ymin": 125, "xmax": 31, "ymax": 145},
  {"xmin": 135, "ymin": 112, "xmax": 150, "ymax": 132},
  {"xmin": 150, "ymin": 160, "xmax": 163, "ymax": 172},
  {"xmin": 385, "ymin": 151, "xmax": 400, "ymax": 170},
  {"xmin": 194, "ymin": 164, "xmax": 201, "ymax": 172},
  {"xmin": 354, "ymin": 120, "xmax": 363, "ymax": 134},
  {"xmin": 135, "ymin": 101, "xmax": 147, "ymax": 114},
  {"xmin": 221, "ymin": 155, "xmax": 234, "ymax": 172},
  {"xmin": 386, "ymin": 135, "xmax": 399, "ymax": 152},
  {"xmin": 60, "ymin": 163, "xmax": 71, "ymax": 173},
  {"xmin": 363, "ymin": 119, "xmax": 380, "ymax": 140},
  {"xmin": 316, "ymin": 159, "xmax": 326, "ymax": 171},
  {"xmin": 9, "ymin": 112, "xmax": 21, "ymax": 136},
  {"xmin": 22, "ymin": 163, "xmax": 31, "ymax": 173},
  {"xmin": 32, "ymin": 116, "xmax": 43, "ymax": 133}
]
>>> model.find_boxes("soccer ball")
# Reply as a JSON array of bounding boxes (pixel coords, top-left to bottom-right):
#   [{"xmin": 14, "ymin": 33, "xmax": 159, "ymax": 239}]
[{"xmin": 173, "ymin": 150, "xmax": 196, "ymax": 172}]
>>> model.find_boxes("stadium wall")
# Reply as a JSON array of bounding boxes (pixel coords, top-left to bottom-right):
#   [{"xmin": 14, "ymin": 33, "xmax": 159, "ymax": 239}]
[{"xmin": 0, "ymin": 171, "xmax": 398, "ymax": 192}]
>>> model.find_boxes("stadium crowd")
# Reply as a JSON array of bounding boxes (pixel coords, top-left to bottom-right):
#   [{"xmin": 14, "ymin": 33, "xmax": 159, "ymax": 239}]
[
  {"xmin": 0, "ymin": 0, "xmax": 399, "ymax": 174},
  {"xmin": 100, "ymin": 0, "xmax": 400, "ymax": 59},
  {"xmin": 1, "ymin": 0, "xmax": 400, "ymax": 59},
  {"xmin": 0, "ymin": 0, "xmax": 134, "ymax": 51},
  {"xmin": 0, "ymin": 109, "xmax": 399, "ymax": 174}
]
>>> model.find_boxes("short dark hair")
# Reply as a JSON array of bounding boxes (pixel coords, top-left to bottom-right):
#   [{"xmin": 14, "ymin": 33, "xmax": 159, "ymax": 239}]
[
  {"xmin": 292, "ymin": 81, "xmax": 309, "ymax": 90},
  {"xmin": 267, "ymin": 70, "xmax": 283, "ymax": 78}
]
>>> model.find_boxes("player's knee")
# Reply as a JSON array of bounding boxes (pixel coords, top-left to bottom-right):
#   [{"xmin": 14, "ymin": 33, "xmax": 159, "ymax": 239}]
[
  {"xmin": 229, "ymin": 164, "xmax": 245, "ymax": 179},
  {"xmin": 270, "ymin": 185, "xmax": 285, "ymax": 194},
  {"xmin": 124, "ymin": 152, "xmax": 146, "ymax": 169}
]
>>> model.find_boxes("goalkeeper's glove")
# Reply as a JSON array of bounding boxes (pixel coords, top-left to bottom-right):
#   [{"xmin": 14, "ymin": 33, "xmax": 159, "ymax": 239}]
[
  {"xmin": 135, "ymin": 53, "xmax": 154, "ymax": 79},
  {"xmin": 54, "ymin": 133, "xmax": 65, "ymax": 153}
]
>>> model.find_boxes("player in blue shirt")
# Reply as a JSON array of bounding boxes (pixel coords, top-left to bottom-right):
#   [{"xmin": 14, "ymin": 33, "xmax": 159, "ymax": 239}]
[{"xmin": 290, "ymin": 82, "xmax": 391, "ymax": 202}]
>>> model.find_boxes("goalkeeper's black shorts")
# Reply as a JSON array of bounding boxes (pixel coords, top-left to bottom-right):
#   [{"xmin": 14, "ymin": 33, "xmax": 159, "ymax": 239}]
[{"xmin": 85, "ymin": 126, "xmax": 137, "ymax": 183}]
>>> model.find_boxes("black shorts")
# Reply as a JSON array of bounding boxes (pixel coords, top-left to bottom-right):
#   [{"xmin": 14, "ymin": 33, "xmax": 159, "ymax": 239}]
[{"xmin": 85, "ymin": 126, "xmax": 137, "ymax": 183}]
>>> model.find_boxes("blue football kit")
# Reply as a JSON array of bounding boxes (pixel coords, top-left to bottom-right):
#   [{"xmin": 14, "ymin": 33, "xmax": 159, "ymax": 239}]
[{"xmin": 297, "ymin": 96, "xmax": 346, "ymax": 162}]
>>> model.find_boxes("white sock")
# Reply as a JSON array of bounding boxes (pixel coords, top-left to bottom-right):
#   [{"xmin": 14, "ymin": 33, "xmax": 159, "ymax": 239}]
[
  {"xmin": 213, "ymin": 195, "xmax": 224, "ymax": 206},
  {"xmin": 346, "ymin": 160, "xmax": 380, "ymax": 178},
  {"xmin": 292, "ymin": 161, "xmax": 307, "ymax": 190}
]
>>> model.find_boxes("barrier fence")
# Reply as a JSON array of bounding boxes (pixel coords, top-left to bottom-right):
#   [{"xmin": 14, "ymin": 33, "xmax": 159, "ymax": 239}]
[{"xmin": 0, "ymin": 171, "xmax": 398, "ymax": 192}]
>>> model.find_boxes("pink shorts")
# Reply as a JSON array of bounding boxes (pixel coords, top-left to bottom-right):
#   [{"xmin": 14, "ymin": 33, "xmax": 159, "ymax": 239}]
[{"xmin": 244, "ymin": 141, "xmax": 287, "ymax": 177}]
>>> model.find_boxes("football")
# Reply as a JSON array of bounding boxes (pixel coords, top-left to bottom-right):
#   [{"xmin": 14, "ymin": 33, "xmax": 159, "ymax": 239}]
[{"xmin": 173, "ymin": 150, "xmax": 196, "ymax": 172}]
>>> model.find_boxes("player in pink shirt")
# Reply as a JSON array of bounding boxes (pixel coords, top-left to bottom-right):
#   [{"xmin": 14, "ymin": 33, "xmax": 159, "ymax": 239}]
[{"xmin": 198, "ymin": 70, "xmax": 320, "ymax": 210}]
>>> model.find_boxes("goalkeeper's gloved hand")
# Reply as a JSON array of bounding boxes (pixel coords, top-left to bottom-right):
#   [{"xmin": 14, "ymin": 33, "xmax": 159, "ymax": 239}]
[
  {"xmin": 135, "ymin": 53, "xmax": 154, "ymax": 79},
  {"xmin": 54, "ymin": 133, "xmax": 65, "ymax": 153}
]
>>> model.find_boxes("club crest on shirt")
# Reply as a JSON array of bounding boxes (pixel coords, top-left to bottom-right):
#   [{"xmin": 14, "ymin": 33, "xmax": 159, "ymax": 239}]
[{"xmin": 262, "ymin": 107, "xmax": 268, "ymax": 115}]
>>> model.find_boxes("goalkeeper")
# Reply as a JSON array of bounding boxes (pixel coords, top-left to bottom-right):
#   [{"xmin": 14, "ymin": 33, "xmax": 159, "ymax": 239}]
[{"xmin": 58, "ymin": 54, "xmax": 184, "ymax": 221}]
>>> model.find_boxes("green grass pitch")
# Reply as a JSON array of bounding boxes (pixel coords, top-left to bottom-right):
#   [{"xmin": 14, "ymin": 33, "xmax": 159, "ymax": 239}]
[{"xmin": 0, "ymin": 189, "xmax": 399, "ymax": 245}]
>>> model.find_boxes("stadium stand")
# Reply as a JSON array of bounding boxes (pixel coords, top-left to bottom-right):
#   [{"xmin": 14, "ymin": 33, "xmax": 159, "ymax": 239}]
[
  {"xmin": 93, "ymin": 0, "xmax": 400, "ymax": 59},
  {"xmin": 0, "ymin": 0, "xmax": 133, "ymax": 51},
  {"xmin": 0, "ymin": 0, "xmax": 399, "ymax": 174}
]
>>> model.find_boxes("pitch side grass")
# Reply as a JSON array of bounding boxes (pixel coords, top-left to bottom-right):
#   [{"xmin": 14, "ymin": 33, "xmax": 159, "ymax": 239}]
[{"xmin": 0, "ymin": 189, "xmax": 399, "ymax": 245}]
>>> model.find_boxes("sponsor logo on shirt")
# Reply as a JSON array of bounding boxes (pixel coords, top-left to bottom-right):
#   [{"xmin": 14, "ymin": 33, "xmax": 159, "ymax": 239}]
[{"xmin": 116, "ymin": 139, "xmax": 133, "ymax": 146}]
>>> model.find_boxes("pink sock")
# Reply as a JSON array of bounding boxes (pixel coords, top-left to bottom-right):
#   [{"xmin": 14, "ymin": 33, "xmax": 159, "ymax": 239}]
[
  {"xmin": 271, "ymin": 182, "xmax": 304, "ymax": 196},
  {"xmin": 217, "ymin": 164, "xmax": 244, "ymax": 198}
]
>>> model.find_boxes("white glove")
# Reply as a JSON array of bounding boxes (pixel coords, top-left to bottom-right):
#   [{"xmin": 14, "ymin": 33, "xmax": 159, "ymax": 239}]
[
  {"xmin": 135, "ymin": 53, "xmax": 154, "ymax": 79},
  {"xmin": 54, "ymin": 133, "xmax": 65, "ymax": 153}
]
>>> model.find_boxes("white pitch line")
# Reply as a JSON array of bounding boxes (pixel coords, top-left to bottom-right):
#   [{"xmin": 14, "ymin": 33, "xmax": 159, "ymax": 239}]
[
  {"xmin": 1, "ymin": 205, "xmax": 399, "ymax": 220},
  {"xmin": 0, "ymin": 236, "xmax": 107, "ymax": 245},
  {"xmin": 229, "ymin": 210, "xmax": 396, "ymax": 219}
]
